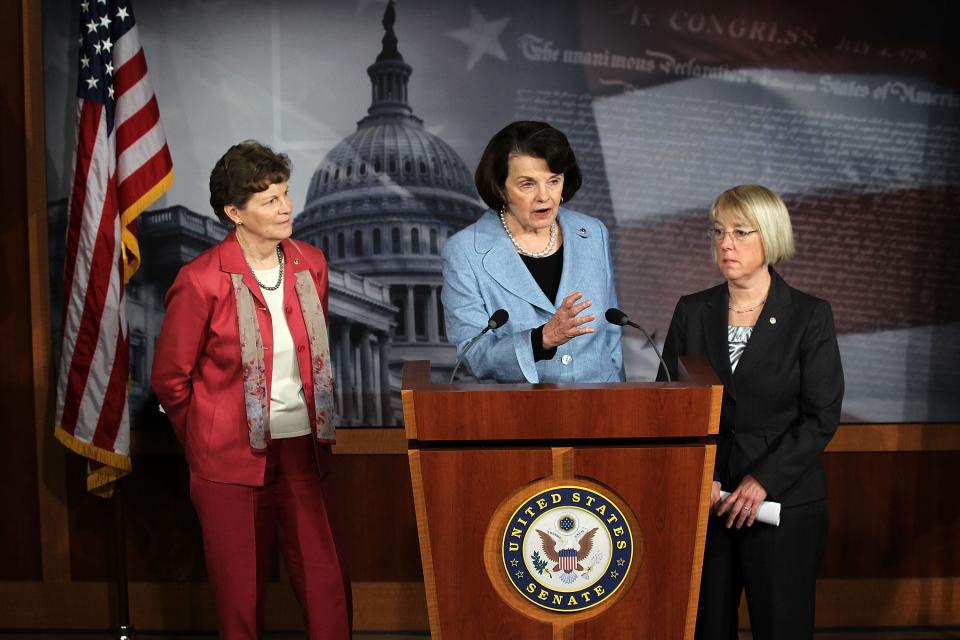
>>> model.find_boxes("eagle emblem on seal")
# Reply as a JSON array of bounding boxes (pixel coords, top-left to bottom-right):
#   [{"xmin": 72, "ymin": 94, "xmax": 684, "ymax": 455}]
[
  {"xmin": 536, "ymin": 523, "xmax": 598, "ymax": 584},
  {"xmin": 500, "ymin": 486, "xmax": 635, "ymax": 612}
]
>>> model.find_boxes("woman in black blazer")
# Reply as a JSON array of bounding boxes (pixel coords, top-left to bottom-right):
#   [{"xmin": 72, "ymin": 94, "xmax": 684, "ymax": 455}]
[{"xmin": 660, "ymin": 185, "xmax": 844, "ymax": 640}]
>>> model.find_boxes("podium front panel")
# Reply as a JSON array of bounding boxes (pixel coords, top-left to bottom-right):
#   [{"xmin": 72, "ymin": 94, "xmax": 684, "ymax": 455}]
[{"xmin": 409, "ymin": 444, "xmax": 714, "ymax": 639}]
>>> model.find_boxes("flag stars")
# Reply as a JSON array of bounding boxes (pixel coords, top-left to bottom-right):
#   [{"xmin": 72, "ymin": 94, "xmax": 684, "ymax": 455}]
[
  {"xmin": 104, "ymin": 61, "xmax": 114, "ymax": 75},
  {"xmin": 93, "ymin": 41, "xmax": 103, "ymax": 54},
  {"xmin": 102, "ymin": 38, "xmax": 113, "ymax": 53},
  {"xmin": 85, "ymin": 76, "xmax": 99, "ymax": 90},
  {"xmin": 108, "ymin": 86, "xmax": 115, "ymax": 99},
  {"xmin": 116, "ymin": 6, "xmax": 130, "ymax": 21},
  {"xmin": 80, "ymin": 55, "xmax": 90, "ymax": 69},
  {"xmin": 99, "ymin": 15, "xmax": 111, "ymax": 29},
  {"xmin": 447, "ymin": 7, "xmax": 511, "ymax": 71},
  {"xmin": 80, "ymin": 0, "xmax": 89, "ymax": 11},
  {"xmin": 86, "ymin": 19, "xmax": 98, "ymax": 34}
]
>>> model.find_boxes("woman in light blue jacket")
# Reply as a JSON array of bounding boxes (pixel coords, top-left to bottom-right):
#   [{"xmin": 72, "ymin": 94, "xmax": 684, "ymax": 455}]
[{"xmin": 442, "ymin": 121, "xmax": 624, "ymax": 383}]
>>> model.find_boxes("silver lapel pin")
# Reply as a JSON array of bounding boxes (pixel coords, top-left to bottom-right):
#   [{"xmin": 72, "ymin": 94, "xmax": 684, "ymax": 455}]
[{"xmin": 577, "ymin": 227, "xmax": 588, "ymax": 238}]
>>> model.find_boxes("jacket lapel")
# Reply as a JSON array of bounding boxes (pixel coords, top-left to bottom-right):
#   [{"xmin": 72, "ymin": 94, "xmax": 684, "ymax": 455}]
[
  {"xmin": 555, "ymin": 210, "xmax": 586, "ymax": 305},
  {"xmin": 476, "ymin": 211, "xmax": 555, "ymax": 314},
  {"xmin": 219, "ymin": 230, "xmax": 268, "ymax": 309},
  {"xmin": 279, "ymin": 237, "xmax": 311, "ymax": 309},
  {"xmin": 732, "ymin": 267, "xmax": 792, "ymax": 380},
  {"xmin": 281, "ymin": 238, "xmax": 310, "ymax": 277},
  {"xmin": 703, "ymin": 284, "xmax": 734, "ymax": 393}
]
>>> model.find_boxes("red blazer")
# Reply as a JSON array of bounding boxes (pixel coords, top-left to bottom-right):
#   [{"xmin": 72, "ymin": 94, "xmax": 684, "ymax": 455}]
[{"xmin": 151, "ymin": 231, "xmax": 330, "ymax": 486}]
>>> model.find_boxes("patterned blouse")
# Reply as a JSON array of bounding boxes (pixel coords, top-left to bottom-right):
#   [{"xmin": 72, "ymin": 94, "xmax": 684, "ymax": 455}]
[{"xmin": 728, "ymin": 325, "xmax": 754, "ymax": 372}]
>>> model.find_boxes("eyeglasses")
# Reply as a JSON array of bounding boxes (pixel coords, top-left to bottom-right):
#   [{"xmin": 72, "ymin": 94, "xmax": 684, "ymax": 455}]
[{"xmin": 708, "ymin": 227, "xmax": 759, "ymax": 242}]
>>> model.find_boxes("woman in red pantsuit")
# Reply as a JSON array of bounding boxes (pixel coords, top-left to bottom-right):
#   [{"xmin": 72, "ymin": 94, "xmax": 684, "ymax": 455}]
[{"xmin": 152, "ymin": 140, "xmax": 351, "ymax": 639}]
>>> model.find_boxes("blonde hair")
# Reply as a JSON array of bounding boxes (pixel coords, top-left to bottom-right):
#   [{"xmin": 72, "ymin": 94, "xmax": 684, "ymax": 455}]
[{"xmin": 709, "ymin": 184, "xmax": 795, "ymax": 265}]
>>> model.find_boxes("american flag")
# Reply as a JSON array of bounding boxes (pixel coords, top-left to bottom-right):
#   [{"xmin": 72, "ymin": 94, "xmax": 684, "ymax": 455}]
[{"xmin": 54, "ymin": 0, "xmax": 173, "ymax": 497}]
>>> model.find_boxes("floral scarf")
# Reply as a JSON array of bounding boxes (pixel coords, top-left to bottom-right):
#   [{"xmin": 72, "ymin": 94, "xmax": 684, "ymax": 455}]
[{"xmin": 230, "ymin": 255, "xmax": 336, "ymax": 450}]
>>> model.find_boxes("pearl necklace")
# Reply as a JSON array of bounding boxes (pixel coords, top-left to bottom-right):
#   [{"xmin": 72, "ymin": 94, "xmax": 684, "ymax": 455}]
[
  {"xmin": 249, "ymin": 245, "xmax": 285, "ymax": 291},
  {"xmin": 499, "ymin": 211, "xmax": 557, "ymax": 258}
]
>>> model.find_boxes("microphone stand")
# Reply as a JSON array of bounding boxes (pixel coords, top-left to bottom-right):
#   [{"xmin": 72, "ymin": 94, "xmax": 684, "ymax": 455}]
[
  {"xmin": 623, "ymin": 320, "xmax": 671, "ymax": 382},
  {"xmin": 448, "ymin": 330, "xmax": 487, "ymax": 383}
]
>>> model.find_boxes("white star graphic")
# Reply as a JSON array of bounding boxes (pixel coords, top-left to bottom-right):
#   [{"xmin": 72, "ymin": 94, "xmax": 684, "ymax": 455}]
[
  {"xmin": 116, "ymin": 6, "xmax": 129, "ymax": 21},
  {"xmin": 102, "ymin": 38, "xmax": 113, "ymax": 53},
  {"xmin": 447, "ymin": 7, "xmax": 510, "ymax": 71},
  {"xmin": 80, "ymin": 1, "xmax": 89, "ymax": 12},
  {"xmin": 86, "ymin": 20, "xmax": 98, "ymax": 34},
  {"xmin": 104, "ymin": 61, "xmax": 114, "ymax": 75},
  {"xmin": 80, "ymin": 55, "xmax": 90, "ymax": 69},
  {"xmin": 85, "ymin": 76, "xmax": 99, "ymax": 89},
  {"xmin": 108, "ymin": 86, "xmax": 115, "ymax": 99},
  {"xmin": 99, "ymin": 15, "xmax": 111, "ymax": 29},
  {"xmin": 93, "ymin": 41, "xmax": 102, "ymax": 54},
  {"xmin": 617, "ymin": 558, "xmax": 626, "ymax": 566},
  {"xmin": 509, "ymin": 558, "xmax": 519, "ymax": 567}
]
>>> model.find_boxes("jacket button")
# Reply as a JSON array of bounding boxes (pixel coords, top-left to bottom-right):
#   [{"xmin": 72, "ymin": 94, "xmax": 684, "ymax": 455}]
[
  {"xmin": 284, "ymin": 305, "xmax": 293, "ymax": 314},
  {"xmin": 561, "ymin": 354, "xmax": 572, "ymax": 365},
  {"xmin": 297, "ymin": 345, "xmax": 306, "ymax": 353}
]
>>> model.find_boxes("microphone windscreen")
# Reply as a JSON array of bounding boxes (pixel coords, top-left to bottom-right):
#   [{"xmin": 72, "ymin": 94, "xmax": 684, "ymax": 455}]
[
  {"xmin": 489, "ymin": 308, "xmax": 509, "ymax": 329},
  {"xmin": 605, "ymin": 307, "xmax": 629, "ymax": 326}
]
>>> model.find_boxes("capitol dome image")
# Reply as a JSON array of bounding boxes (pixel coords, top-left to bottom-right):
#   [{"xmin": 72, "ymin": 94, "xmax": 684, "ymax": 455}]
[{"xmin": 294, "ymin": 1, "xmax": 485, "ymax": 423}]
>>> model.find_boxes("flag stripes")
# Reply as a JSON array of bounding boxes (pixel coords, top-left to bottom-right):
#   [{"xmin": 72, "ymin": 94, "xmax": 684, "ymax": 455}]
[{"xmin": 55, "ymin": 0, "xmax": 172, "ymax": 496}]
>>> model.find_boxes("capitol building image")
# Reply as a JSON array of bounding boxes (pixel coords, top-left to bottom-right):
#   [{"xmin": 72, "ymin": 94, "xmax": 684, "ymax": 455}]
[
  {"xmin": 293, "ymin": 2, "xmax": 484, "ymax": 423},
  {"xmin": 47, "ymin": 1, "xmax": 484, "ymax": 429}
]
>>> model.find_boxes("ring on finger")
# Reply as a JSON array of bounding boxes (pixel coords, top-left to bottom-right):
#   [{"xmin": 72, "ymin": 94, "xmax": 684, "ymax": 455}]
[{"xmin": 743, "ymin": 506, "xmax": 751, "ymax": 512}]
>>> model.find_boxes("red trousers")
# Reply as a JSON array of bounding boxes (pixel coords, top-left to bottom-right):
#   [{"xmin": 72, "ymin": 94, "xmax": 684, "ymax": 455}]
[{"xmin": 189, "ymin": 436, "xmax": 352, "ymax": 640}]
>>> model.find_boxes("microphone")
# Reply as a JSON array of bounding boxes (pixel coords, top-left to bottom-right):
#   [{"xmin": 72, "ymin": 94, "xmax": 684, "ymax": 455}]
[
  {"xmin": 605, "ymin": 308, "xmax": 672, "ymax": 382},
  {"xmin": 448, "ymin": 309, "xmax": 509, "ymax": 383}
]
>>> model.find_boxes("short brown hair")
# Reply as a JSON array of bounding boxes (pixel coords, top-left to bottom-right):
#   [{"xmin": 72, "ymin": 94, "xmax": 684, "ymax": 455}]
[
  {"xmin": 209, "ymin": 140, "xmax": 291, "ymax": 225},
  {"xmin": 474, "ymin": 121, "xmax": 582, "ymax": 211}
]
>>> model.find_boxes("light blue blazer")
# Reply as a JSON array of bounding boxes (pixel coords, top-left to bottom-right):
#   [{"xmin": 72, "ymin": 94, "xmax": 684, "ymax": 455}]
[{"xmin": 441, "ymin": 208, "xmax": 624, "ymax": 383}]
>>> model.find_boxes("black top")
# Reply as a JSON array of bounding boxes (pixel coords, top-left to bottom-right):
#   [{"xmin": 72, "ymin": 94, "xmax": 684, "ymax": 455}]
[{"xmin": 520, "ymin": 246, "xmax": 564, "ymax": 361}]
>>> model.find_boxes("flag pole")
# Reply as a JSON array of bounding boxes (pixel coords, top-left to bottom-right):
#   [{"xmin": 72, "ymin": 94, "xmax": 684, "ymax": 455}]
[{"xmin": 114, "ymin": 478, "xmax": 134, "ymax": 640}]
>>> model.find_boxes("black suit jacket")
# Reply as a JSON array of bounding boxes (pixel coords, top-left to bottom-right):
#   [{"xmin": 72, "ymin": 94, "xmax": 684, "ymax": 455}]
[{"xmin": 660, "ymin": 268, "xmax": 844, "ymax": 506}]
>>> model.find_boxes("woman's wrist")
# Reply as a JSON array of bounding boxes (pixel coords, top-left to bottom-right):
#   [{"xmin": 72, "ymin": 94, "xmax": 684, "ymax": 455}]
[
  {"xmin": 531, "ymin": 325, "xmax": 557, "ymax": 361},
  {"xmin": 542, "ymin": 322, "xmax": 557, "ymax": 349}
]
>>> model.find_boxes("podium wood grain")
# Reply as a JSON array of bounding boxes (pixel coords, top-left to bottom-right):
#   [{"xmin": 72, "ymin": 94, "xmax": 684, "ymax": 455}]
[{"xmin": 404, "ymin": 358, "xmax": 720, "ymax": 639}]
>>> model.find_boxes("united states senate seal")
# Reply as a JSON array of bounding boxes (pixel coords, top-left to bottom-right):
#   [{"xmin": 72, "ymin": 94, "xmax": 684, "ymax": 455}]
[{"xmin": 501, "ymin": 485, "xmax": 633, "ymax": 612}]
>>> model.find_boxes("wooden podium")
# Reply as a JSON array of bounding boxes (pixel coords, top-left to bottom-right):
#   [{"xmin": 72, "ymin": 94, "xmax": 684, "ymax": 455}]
[{"xmin": 403, "ymin": 358, "xmax": 721, "ymax": 640}]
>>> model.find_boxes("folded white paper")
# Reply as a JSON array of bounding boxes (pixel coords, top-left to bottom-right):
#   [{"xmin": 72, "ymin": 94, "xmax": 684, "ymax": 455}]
[{"xmin": 719, "ymin": 491, "xmax": 781, "ymax": 526}]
